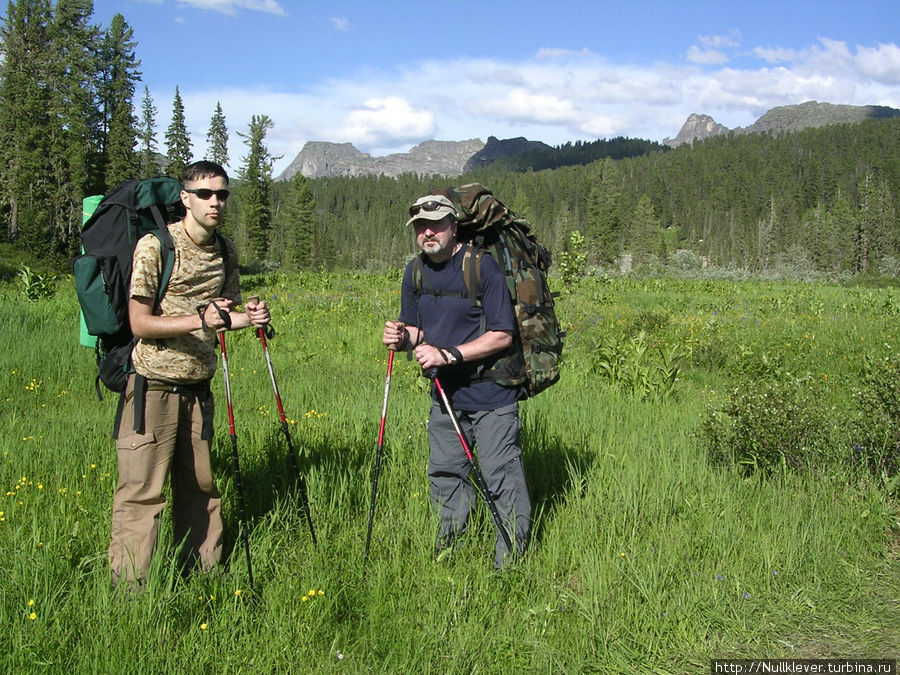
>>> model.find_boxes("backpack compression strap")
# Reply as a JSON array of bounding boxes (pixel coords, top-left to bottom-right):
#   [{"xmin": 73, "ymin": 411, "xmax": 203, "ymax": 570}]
[
  {"xmin": 411, "ymin": 245, "xmax": 487, "ymax": 340},
  {"xmin": 412, "ymin": 244, "xmax": 483, "ymax": 308}
]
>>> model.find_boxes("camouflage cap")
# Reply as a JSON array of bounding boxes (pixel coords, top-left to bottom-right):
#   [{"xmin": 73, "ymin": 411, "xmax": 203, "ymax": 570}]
[{"xmin": 405, "ymin": 195, "xmax": 457, "ymax": 227}]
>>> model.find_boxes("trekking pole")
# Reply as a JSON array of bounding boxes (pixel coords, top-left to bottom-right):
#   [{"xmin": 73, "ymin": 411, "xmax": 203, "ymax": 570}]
[
  {"xmin": 251, "ymin": 301, "xmax": 316, "ymax": 547},
  {"xmin": 215, "ymin": 310, "xmax": 255, "ymax": 588},
  {"xmin": 427, "ymin": 369, "xmax": 514, "ymax": 555},
  {"xmin": 364, "ymin": 349, "xmax": 395, "ymax": 566}
]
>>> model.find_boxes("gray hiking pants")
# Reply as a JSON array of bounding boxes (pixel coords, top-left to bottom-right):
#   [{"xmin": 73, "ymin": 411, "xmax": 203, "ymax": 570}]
[{"xmin": 427, "ymin": 400, "xmax": 531, "ymax": 567}]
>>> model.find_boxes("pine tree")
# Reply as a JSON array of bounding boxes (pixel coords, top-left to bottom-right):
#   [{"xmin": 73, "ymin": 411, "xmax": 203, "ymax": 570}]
[
  {"xmin": 829, "ymin": 195, "xmax": 856, "ymax": 274},
  {"xmin": 273, "ymin": 173, "xmax": 321, "ymax": 269},
  {"xmin": 629, "ymin": 194, "xmax": 662, "ymax": 267},
  {"xmin": 165, "ymin": 86, "xmax": 192, "ymax": 178},
  {"xmin": 0, "ymin": 0, "xmax": 55, "ymax": 250},
  {"xmin": 206, "ymin": 101, "xmax": 228, "ymax": 167},
  {"xmin": 584, "ymin": 157, "xmax": 623, "ymax": 264},
  {"xmin": 100, "ymin": 13, "xmax": 140, "ymax": 189},
  {"xmin": 138, "ymin": 86, "xmax": 158, "ymax": 177},
  {"xmin": 49, "ymin": 0, "xmax": 103, "ymax": 251},
  {"xmin": 236, "ymin": 114, "xmax": 277, "ymax": 261}
]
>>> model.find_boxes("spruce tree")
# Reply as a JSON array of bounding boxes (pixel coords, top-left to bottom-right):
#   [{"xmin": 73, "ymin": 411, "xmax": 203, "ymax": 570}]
[
  {"xmin": 629, "ymin": 194, "xmax": 662, "ymax": 267},
  {"xmin": 206, "ymin": 101, "xmax": 228, "ymax": 167},
  {"xmin": 165, "ymin": 86, "xmax": 192, "ymax": 178},
  {"xmin": 138, "ymin": 86, "xmax": 158, "ymax": 177},
  {"xmin": 100, "ymin": 13, "xmax": 140, "ymax": 189},
  {"xmin": 236, "ymin": 114, "xmax": 277, "ymax": 261},
  {"xmin": 49, "ymin": 0, "xmax": 103, "ymax": 250},
  {"xmin": 274, "ymin": 173, "xmax": 320, "ymax": 269},
  {"xmin": 0, "ymin": 0, "xmax": 55, "ymax": 250}
]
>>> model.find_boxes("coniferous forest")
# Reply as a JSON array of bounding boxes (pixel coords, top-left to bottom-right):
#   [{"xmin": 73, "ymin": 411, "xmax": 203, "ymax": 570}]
[{"xmin": 1, "ymin": 2, "xmax": 898, "ymax": 281}]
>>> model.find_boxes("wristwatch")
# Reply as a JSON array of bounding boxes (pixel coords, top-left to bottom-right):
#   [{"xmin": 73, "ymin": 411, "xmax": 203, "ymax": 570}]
[{"xmin": 445, "ymin": 346, "xmax": 463, "ymax": 364}]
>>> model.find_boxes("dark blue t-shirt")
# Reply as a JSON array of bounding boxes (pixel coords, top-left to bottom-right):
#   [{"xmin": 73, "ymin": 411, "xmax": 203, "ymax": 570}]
[{"xmin": 399, "ymin": 245, "xmax": 519, "ymax": 411}]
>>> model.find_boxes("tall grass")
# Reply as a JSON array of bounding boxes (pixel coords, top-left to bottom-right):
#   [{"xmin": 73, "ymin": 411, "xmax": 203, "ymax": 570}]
[{"xmin": 0, "ymin": 272, "xmax": 896, "ymax": 672}]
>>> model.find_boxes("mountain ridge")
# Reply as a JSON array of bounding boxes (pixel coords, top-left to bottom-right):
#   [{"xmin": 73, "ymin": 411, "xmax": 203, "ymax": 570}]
[
  {"xmin": 278, "ymin": 101, "xmax": 900, "ymax": 179},
  {"xmin": 664, "ymin": 100, "xmax": 900, "ymax": 147}
]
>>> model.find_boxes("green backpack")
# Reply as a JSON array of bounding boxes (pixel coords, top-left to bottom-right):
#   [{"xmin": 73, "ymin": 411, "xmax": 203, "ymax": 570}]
[
  {"xmin": 74, "ymin": 178, "xmax": 184, "ymax": 398},
  {"xmin": 412, "ymin": 183, "xmax": 564, "ymax": 397}
]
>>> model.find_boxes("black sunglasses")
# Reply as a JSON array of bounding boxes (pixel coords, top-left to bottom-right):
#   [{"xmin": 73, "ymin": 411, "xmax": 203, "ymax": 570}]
[
  {"xmin": 409, "ymin": 200, "xmax": 451, "ymax": 217},
  {"xmin": 185, "ymin": 188, "xmax": 230, "ymax": 201}
]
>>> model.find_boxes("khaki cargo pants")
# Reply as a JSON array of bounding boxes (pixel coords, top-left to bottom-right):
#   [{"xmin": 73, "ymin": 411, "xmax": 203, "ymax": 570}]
[{"xmin": 109, "ymin": 375, "xmax": 223, "ymax": 587}]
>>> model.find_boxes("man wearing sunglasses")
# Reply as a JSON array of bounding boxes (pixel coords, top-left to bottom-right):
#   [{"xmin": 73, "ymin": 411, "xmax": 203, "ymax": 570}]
[
  {"xmin": 109, "ymin": 160, "xmax": 270, "ymax": 589},
  {"xmin": 382, "ymin": 194, "xmax": 531, "ymax": 568}
]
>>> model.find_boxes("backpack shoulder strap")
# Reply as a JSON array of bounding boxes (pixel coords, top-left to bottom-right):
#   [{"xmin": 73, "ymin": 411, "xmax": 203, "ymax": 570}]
[
  {"xmin": 213, "ymin": 231, "xmax": 230, "ymax": 295},
  {"xmin": 459, "ymin": 244, "xmax": 484, "ymax": 308},
  {"xmin": 411, "ymin": 253, "xmax": 426, "ymax": 296},
  {"xmin": 148, "ymin": 227, "xmax": 176, "ymax": 305},
  {"xmin": 214, "ymin": 231, "xmax": 229, "ymax": 269}
]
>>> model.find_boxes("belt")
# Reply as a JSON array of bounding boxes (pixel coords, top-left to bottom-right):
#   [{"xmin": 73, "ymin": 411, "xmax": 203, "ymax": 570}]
[
  {"xmin": 117, "ymin": 376, "xmax": 214, "ymax": 440},
  {"xmin": 144, "ymin": 379, "xmax": 211, "ymax": 395}
]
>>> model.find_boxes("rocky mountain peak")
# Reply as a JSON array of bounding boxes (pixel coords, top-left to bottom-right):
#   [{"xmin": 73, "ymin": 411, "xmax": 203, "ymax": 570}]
[
  {"xmin": 663, "ymin": 113, "xmax": 730, "ymax": 147},
  {"xmin": 278, "ymin": 138, "xmax": 484, "ymax": 181}
]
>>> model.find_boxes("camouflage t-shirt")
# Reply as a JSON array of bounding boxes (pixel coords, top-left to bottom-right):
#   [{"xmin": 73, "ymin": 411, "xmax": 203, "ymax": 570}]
[{"xmin": 130, "ymin": 222, "xmax": 240, "ymax": 383}]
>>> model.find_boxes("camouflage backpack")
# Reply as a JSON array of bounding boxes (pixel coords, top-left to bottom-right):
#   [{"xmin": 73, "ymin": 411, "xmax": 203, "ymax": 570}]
[{"xmin": 412, "ymin": 183, "xmax": 564, "ymax": 397}]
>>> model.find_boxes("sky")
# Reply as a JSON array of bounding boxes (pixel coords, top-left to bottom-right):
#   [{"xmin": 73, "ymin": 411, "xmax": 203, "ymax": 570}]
[{"xmin": 89, "ymin": 0, "xmax": 900, "ymax": 177}]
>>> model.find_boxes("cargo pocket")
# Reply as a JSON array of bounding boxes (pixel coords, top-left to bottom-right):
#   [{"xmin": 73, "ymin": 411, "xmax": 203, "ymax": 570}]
[{"xmin": 116, "ymin": 431, "xmax": 158, "ymax": 483}]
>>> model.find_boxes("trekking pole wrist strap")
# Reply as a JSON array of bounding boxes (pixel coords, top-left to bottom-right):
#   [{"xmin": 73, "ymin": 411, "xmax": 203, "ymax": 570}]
[
  {"xmin": 446, "ymin": 346, "xmax": 463, "ymax": 364},
  {"xmin": 197, "ymin": 303, "xmax": 209, "ymax": 330}
]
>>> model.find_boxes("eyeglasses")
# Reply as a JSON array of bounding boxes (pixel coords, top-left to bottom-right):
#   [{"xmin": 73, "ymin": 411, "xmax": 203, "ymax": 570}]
[
  {"xmin": 185, "ymin": 188, "xmax": 230, "ymax": 201},
  {"xmin": 409, "ymin": 200, "xmax": 451, "ymax": 217}
]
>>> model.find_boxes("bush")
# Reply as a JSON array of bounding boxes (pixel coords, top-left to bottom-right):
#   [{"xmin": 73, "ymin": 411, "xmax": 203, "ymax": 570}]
[
  {"xmin": 670, "ymin": 249, "xmax": 702, "ymax": 272},
  {"xmin": 558, "ymin": 231, "xmax": 587, "ymax": 285},
  {"xmin": 849, "ymin": 354, "xmax": 900, "ymax": 495},
  {"xmin": 702, "ymin": 374, "xmax": 843, "ymax": 474}
]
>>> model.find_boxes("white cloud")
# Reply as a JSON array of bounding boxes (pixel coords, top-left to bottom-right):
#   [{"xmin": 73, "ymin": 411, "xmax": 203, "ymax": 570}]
[
  {"xmin": 336, "ymin": 97, "xmax": 435, "ymax": 148},
  {"xmin": 174, "ymin": 0, "xmax": 287, "ymax": 16},
  {"xmin": 753, "ymin": 46, "xmax": 803, "ymax": 64},
  {"xmin": 855, "ymin": 42, "xmax": 900, "ymax": 84},
  {"xmin": 698, "ymin": 32, "xmax": 741, "ymax": 49},
  {"xmin": 687, "ymin": 46, "xmax": 729, "ymax": 65},
  {"xmin": 469, "ymin": 89, "xmax": 577, "ymax": 125},
  {"xmin": 160, "ymin": 37, "xmax": 900, "ymax": 175},
  {"xmin": 331, "ymin": 16, "xmax": 350, "ymax": 31},
  {"xmin": 688, "ymin": 32, "xmax": 741, "ymax": 64}
]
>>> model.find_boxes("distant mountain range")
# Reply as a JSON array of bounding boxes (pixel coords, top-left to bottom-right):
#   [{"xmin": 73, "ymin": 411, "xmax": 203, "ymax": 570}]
[
  {"xmin": 277, "ymin": 101, "xmax": 900, "ymax": 180},
  {"xmin": 663, "ymin": 100, "xmax": 900, "ymax": 147}
]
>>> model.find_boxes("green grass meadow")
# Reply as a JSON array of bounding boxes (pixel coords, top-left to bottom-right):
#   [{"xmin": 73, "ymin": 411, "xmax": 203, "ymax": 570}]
[{"xmin": 0, "ymin": 271, "xmax": 897, "ymax": 672}]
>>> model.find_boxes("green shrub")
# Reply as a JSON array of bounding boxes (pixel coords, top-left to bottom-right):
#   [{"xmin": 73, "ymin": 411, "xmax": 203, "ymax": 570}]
[
  {"xmin": 702, "ymin": 374, "xmax": 843, "ymax": 474},
  {"xmin": 557, "ymin": 231, "xmax": 587, "ymax": 285},
  {"xmin": 589, "ymin": 330, "xmax": 686, "ymax": 400},
  {"xmin": 849, "ymin": 353, "xmax": 900, "ymax": 495},
  {"xmin": 17, "ymin": 265, "xmax": 58, "ymax": 301}
]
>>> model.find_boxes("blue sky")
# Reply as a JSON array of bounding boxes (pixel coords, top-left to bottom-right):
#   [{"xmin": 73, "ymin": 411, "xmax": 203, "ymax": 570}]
[{"xmin": 91, "ymin": 0, "xmax": 900, "ymax": 176}]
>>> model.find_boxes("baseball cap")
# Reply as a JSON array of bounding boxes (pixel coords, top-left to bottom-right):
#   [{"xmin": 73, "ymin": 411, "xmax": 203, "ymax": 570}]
[{"xmin": 405, "ymin": 195, "xmax": 457, "ymax": 227}]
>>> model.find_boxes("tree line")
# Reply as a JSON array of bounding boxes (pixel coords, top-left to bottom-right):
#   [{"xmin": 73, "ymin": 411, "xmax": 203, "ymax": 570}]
[
  {"xmin": 302, "ymin": 118, "xmax": 899, "ymax": 277},
  {"xmin": 0, "ymin": 1, "xmax": 322, "ymax": 270},
  {"xmin": 1, "ymin": 1, "xmax": 897, "ymax": 280}
]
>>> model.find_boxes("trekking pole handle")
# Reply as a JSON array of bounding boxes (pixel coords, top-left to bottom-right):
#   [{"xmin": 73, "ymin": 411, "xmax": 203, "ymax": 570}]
[{"xmin": 246, "ymin": 296, "xmax": 275, "ymax": 339}]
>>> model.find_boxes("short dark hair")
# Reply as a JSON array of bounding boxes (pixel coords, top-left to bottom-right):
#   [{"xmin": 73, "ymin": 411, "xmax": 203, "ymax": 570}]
[{"xmin": 181, "ymin": 161, "xmax": 229, "ymax": 186}]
